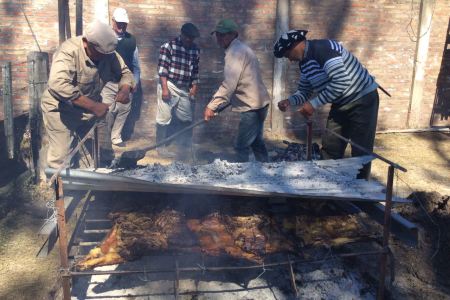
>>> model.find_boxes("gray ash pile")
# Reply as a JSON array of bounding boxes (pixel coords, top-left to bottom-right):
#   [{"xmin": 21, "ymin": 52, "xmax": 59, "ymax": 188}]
[{"xmin": 271, "ymin": 140, "xmax": 321, "ymax": 162}]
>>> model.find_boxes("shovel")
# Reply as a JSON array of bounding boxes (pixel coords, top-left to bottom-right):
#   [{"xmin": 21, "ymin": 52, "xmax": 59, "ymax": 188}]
[{"xmin": 110, "ymin": 103, "xmax": 231, "ymax": 168}]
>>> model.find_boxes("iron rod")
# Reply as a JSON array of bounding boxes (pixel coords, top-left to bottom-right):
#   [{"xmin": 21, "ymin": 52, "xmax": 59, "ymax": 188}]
[
  {"xmin": 47, "ymin": 121, "xmax": 99, "ymax": 186},
  {"xmin": 377, "ymin": 165, "xmax": 395, "ymax": 299},
  {"xmin": 70, "ymin": 250, "xmax": 384, "ymax": 277},
  {"xmin": 306, "ymin": 120, "xmax": 313, "ymax": 160},
  {"xmin": 287, "ymin": 254, "xmax": 299, "ymax": 297},
  {"xmin": 323, "ymin": 127, "xmax": 407, "ymax": 172}
]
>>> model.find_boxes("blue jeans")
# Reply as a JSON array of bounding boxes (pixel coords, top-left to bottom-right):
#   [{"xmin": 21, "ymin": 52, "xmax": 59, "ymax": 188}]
[{"xmin": 235, "ymin": 105, "xmax": 269, "ymax": 162}]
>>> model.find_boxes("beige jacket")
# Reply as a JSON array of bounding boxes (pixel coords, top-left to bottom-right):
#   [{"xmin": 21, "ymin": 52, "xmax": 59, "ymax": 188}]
[
  {"xmin": 41, "ymin": 36, "xmax": 134, "ymax": 118},
  {"xmin": 207, "ymin": 38, "xmax": 270, "ymax": 112}
]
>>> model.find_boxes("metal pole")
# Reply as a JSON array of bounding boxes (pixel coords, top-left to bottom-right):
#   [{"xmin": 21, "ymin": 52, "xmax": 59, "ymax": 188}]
[
  {"xmin": 93, "ymin": 126, "xmax": 99, "ymax": 168},
  {"xmin": 2, "ymin": 62, "xmax": 14, "ymax": 159},
  {"xmin": 174, "ymin": 260, "xmax": 179, "ymax": 299},
  {"xmin": 324, "ymin": 127, "xmax": 407, "ymax": 172},
  {"xmin": 377, "ymin": 165, "xmax": 395, "ymax": 299},
  {"xmin": 55, "ymin": 177, "xmax": 71, "ymax": 300},
  {"xmin": 306, "ymin": 120, "xmax": 312, "ymax": 160}
]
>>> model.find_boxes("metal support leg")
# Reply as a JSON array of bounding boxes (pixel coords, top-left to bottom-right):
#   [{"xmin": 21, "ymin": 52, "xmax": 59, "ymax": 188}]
[
  {"xmin": 174, "ymin": 259, "xmax": 179, "ymax": 299},
  {"xmin": 377, "ymin": 165, "xmax": 395, "ymax": 299},
  {"xmin": 55, "ymin": 177, "xmax": 71, "ymax": 300},
  {"xmin": 93, "ymin": 126, "xmax": 99, "ymax": 168},
  {"xmin": 287, "ymin": 254, "xmax": 299, "ymax": 298},
  {"xmin": 306, "ymin": 120, "xmax": 313, "ymax": 160}
]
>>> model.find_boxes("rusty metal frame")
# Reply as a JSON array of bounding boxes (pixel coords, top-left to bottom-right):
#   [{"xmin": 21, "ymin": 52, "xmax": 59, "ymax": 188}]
[{"xmin": 51, "ymin": 120, "xmax": 408, "ymax": 300}]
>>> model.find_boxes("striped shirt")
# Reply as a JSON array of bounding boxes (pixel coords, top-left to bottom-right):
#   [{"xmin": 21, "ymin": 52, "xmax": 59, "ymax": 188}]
[
  {"xmin": 158, "ymin": 36, "xmax": 200, "ymax": 86},
  {"xmin": 289, "ymin": 39, "xmax": 377, "ymax": 108}
]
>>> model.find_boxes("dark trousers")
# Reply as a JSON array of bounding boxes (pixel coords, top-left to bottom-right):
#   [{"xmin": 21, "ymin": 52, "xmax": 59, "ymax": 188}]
[
  {"xmin": 321, "ymin": 90, "xmax": 379, "ymax": 179},
  {"xmin": 235, "ymin": 105, "xmax": 269, "ymax": 162}
]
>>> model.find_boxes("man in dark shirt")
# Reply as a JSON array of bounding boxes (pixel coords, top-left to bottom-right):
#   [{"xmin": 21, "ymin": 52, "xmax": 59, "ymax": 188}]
[
  {"xmin": 156, "ymin": 23, "xmax": 200, "ymax": 158},
  {"xmin": 274, "ymin": 30, "xmax": 379, "ymax": 179}
]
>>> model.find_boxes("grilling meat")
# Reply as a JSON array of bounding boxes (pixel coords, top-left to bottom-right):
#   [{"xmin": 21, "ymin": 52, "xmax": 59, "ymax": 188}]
[
  {"xmin": 76, "ymin": 208, "xmax": 372, "ymax": 270},
  {"xmin": 76, "ymin": 210, "xmax": 295, "ymax": 270}
]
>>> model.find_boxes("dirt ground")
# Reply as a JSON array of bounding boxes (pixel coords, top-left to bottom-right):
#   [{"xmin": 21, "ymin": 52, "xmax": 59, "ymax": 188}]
[{"xmin": 0, "ymin": 131, "xmax": 448, "ymax": 299}]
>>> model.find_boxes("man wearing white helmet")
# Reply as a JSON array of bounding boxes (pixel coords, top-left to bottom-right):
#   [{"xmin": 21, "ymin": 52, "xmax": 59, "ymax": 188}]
[
  {"xmin": 41, "ymin": 20, "xmax": 135, "ymax": 169},
  {"xmin": 101, "ymin": 7, "xmax": 141, "ymax": 146}
]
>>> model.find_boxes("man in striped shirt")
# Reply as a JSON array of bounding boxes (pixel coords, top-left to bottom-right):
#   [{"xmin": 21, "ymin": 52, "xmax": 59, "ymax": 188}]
[
  {"xmin": 274, "ymin": 30, "xmax": 379, "ymax": 179},
  {"xmin": 156, "ymin": 23, "xmax": 200, "ymax": 158}
]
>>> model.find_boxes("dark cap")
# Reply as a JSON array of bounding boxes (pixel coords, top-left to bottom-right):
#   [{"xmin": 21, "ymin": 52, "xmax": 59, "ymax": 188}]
[
  {"xmin": 181, "ymin": 23, "xmax": 200, "ymax": 38},
  {"xmin": 211, "ymin": 19, "xmax": 238, "ymax": 35},
  {"xmin": 273, "ymin": 30, "xmax": 308, "ymax": 58}
]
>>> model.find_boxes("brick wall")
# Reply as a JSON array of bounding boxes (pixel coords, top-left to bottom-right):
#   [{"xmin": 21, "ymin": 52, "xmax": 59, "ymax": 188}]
[{"xmin": 0, "ymin": 0, "xmax": 448, "ymax": 139}]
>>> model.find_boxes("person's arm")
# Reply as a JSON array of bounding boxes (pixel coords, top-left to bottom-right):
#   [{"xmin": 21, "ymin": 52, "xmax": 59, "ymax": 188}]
[
  {"xmin": 206, "ymin": 47, "xmax": 245, "ymax": 112},
  {"xmin": 47, "ymin": 45, "xmax": 109, "ymax": 117},
  {"xmin": 72, "ymin": 95, "xmax": 109, "ymax": 117},
  {"xmin": 308, "ymin": 45, "xmax": 352, "ymax": 109},
  {"xmin": 190, "ymin": 50, "xmax": 200, "ymax": 99},
  {"xmin": 116, "ymin": 53, "xmax": 134, "ymax": 104},
  {"xmin": 132, "ymin": 46, "xmax": 141, "ymax": 89},
  {"xmin": 157, "ymin": 42, "xmax": 172, "ymax": 101}
]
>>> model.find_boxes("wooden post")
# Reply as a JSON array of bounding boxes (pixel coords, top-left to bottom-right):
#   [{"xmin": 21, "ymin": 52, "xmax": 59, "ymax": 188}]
[
  {"xmin": 407, "ymin": 0, "xmax": 435, "ymax": 128},
  {"xmin": 55, "ymin": 177, "xmax": 71, "ymax": 300},
  {"xmin": 94, "ymin": 0, "xmax": 109, "ymax": 24},
  {"xmin": 76, "ymin": 0, "xmax": 83, "ymax": 36},
  {"xmin": 271, "ymin": 0, "xmax": 289, "ymax": 134},
  {"xmin": 28, "ymin": 52, "xmax": 49, "ymax": 183},
  {"xmin": 58, "ymin": 0, "xmax": 66, "ymax": 44},
  {"xmin": 2, "ymin": 62, "xmax": 14, "ymax": 160},
  {"xmin": 64, "ymin": 0, "xmax": 71, "ymax": 39}
]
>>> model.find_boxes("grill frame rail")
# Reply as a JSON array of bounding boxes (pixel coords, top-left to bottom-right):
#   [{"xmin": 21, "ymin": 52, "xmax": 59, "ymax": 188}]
[{"xmin": 42, "ymin": 121, "xmax": 411, "ymax": 300}]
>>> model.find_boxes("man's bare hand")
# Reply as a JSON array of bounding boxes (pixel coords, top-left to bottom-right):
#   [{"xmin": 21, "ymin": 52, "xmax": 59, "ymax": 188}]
[
  {"xmin": 298, "ymin": 102, "xmax": 315, "ymax": 119},
  {"xmin": 204, "ymin": 107, "xmax": 216, "ymax": 121},
  {"xmin": 116, "ymin": 85, "xmax": 131, "ymax": 104},
  {"xmin": 278, "ymin": 99, "xmax": 290, "ymax": 112},
  {"xmin": 162, "ymin": 88, "xmax": 171, "ymax": 102},
  {"xmin": 92, "ymin": 102, "xmax": 109, "ymax": 118}
]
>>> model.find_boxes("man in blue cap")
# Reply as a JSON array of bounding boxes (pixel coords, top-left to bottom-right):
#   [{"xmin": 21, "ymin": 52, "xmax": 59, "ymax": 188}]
[
  {"xmin": 205, "ymin": 19, "xmax": 271, "ymax": 162},
  {"xmin": 274, "ymin": 30, "xmax": 379, "ymax": 179}
]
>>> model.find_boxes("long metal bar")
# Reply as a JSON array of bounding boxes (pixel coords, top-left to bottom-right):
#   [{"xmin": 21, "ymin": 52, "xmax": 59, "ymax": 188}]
[
  {"xmin": 114, "ymin": 103, "xmax": 232, "ymax": 165},
  {"xmin": 287, "ymin": 254, "xmax": 299, "ymax": 297},
  {"xmin": 70, "ymin": 250, "xmax": 384, "ymax": 277},
  {"xmin": 47, "ymin": 121, "xmax": 99, "ymax": 186},
  {"xmin": 174, "ymin": 260, "xmax": 179, "ymax": 299},
  {"xmin": 377, "ymin": 165, "xmax": 395, "ymax": 299},
  {"xmin": 55, "ymin": 177, "xmax": 71, "ymax": 300},
  {"xmin": 323, "ymin": 127, "xmax": 407, "ymax": 172},
  {"xmin": 306, "ymin": 120, "xmax": 313, "ymax": 160},
  {"xmin": 48, "ymin": 168, "xmax": 409, "ymax": 203}
]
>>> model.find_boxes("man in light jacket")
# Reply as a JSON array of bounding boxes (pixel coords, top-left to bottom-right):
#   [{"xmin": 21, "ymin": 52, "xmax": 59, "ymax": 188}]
[{"xmin": 204, "ymin": 19, "xmax": 270, "ymax": 162}]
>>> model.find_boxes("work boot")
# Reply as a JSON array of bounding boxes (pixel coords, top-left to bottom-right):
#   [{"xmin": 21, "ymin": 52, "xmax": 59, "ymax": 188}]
[{"xmin": 156, "ymin": 123, "xmax": 175, "ymax": 158}]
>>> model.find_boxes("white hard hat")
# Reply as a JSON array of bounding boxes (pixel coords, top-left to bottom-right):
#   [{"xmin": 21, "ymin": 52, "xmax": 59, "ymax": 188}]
[{"xmin": 112, "ymin": 8, "xmax": 129, "ymax": 23}]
